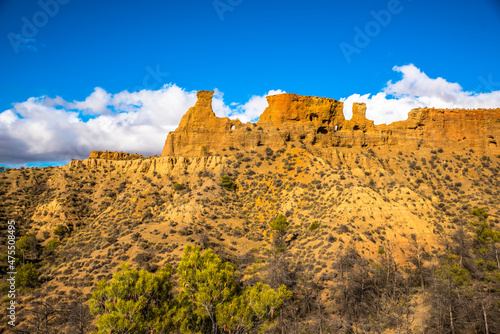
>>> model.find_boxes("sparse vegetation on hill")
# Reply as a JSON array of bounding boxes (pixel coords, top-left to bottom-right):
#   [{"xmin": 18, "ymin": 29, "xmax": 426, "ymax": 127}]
[
  {"xmin": 1, "ymin": 141, "xmax": 500, "ymax": 332},
  {"xmin": 220, "ymin": 175, "xmax": 236, "ymax": 191}
]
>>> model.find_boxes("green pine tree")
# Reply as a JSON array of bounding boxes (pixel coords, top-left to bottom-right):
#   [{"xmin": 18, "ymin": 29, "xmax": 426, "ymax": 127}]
[
  {"xmin": 177, "ymin": 245, "xmax": 292, "ymax": 334},
  {"xmin": 217, "ymin": 283, "xmax": 292, "ymax": 333},
  {"xmin": 89, "ymin": 263, "xmax": 176, "ymax": 334},
  {"xmin": 177, "ymin": 245, "xmax": 237, "ymax": 334}
]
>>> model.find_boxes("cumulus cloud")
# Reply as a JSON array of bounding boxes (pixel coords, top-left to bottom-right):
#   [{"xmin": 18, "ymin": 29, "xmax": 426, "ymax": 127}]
[
  {"xmin": 0, "ymin": 84, "xmax": 198, "ymax": 164},
  {"xmin": 211, "ymin": 89, "xmax": 233, "ymax": 119},
  {"xmin": 341, "ymin": 64, "xmax": 500, "ymax": 124},
  {"xmin": 212, "ymin": 89, "xmax": 286, "ymax": 123},
  {"xmin": 69, "ymin": 87, "xmax": 113, "ymax": 115}
]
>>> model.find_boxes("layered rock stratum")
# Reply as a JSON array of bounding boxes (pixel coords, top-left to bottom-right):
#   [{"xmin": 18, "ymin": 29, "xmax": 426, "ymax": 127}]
[{"xmin": 89, "ymin": 151, "xmax": 144, "ymax": 160}]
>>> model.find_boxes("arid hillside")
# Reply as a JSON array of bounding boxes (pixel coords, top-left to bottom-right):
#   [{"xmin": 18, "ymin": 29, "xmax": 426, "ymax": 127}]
[{"xmin": 1, "ymin": 92, "xmax": 500, "ymax": 333}]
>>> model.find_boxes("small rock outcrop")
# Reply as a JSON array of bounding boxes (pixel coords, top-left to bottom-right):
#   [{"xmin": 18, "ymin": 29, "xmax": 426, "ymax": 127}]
[
  {"xmin": 89, "ymin": 151, "xmax": 144, "ymax": 160},
  {"xmin": 161, "ymin": 91, "xmax": 500, "ymax": 157}
]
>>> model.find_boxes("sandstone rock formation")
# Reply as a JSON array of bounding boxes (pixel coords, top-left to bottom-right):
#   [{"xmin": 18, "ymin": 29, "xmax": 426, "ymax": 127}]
[
  {"xmin": 161, "ymin": 91, "xmax": 500, "ymax": 157},
  {"xmin": 162, "ymin": 91, "xmax": 283, "ymax": 156},
  {"xmin": 89, "ymin": 151, "xmax": 144, "ymax": 160}
]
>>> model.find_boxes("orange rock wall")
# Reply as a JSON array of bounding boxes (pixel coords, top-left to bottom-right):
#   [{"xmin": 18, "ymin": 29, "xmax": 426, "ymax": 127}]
[{"xmin": 161, "ymin": 91, "xmax": 500, "ymax": 157}]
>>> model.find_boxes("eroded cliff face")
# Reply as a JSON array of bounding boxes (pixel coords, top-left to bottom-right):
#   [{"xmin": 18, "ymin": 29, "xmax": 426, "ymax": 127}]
[
  {"xmin": 89, "ymin": 151, "xmax": 144, "ymax": 160},
  {"xmin": 161, "ymin": 91, "xmax": 268, "ymax": 156},
  {"xmin": 161, "ymin": 90, "xmax": 500, "ymax": 157}
]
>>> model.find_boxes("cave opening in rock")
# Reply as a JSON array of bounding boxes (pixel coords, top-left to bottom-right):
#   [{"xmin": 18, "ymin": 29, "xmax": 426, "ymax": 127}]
[
  {"xmin": 317, "ymin": 127, "xmax": 328, "ymax": 134},
  {"xmin": 230, "ymin": 125, "xmax": 235, "ymax": 130}
]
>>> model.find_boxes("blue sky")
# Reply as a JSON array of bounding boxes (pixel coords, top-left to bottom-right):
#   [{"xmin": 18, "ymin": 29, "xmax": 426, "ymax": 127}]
[{"xmin": 1, "ymin": 0, "xmax": 500, "ymax": 166}]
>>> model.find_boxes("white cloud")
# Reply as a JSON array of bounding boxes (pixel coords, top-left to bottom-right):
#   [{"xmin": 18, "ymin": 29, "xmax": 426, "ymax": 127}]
[
  {"xmin": 235, "ymin": 89, "xmax": 286, "ymax": 123},
  {"xmin": 341, "ymin": 64, "xmax": 500, "ymax": 124},
  {"xmin": 0, "ymin": 84, "xmax": 197, "ymax": 164},
  {"xmin": 69, "ymin": 87, "xmax": 113, "ymax": 115},
  {"xmin": 211, "ymin": 89, "xmax": 286, "ymax": 123},
  {"xmin": 211, "ymin": 89, "xmax": 233, "ymax": 119},
  {"xmin": 2, "ymin": 64, "xmax": 499, "ymax": 165}
]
